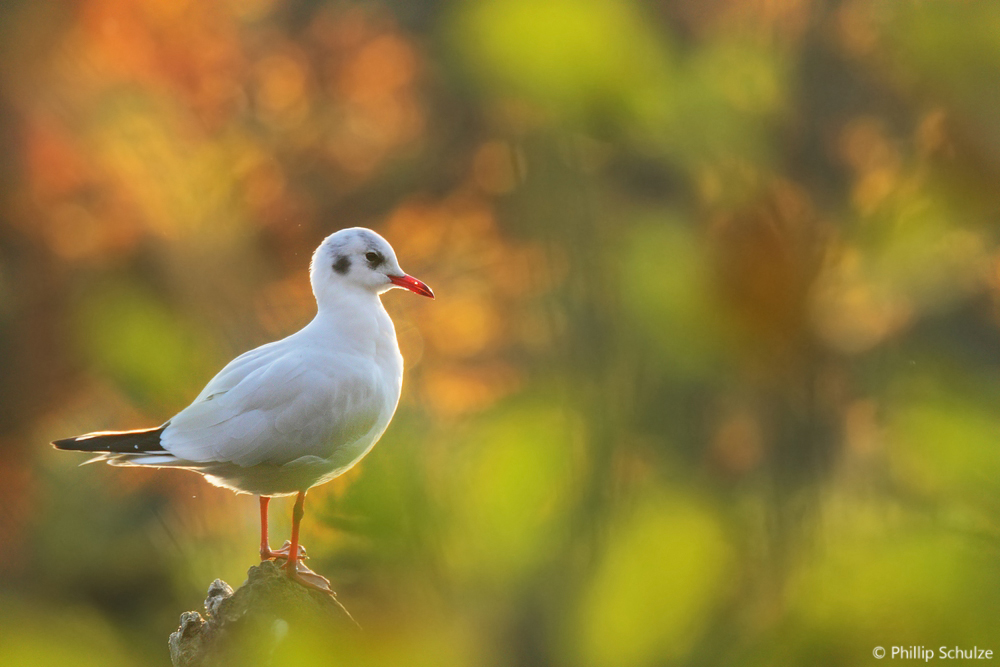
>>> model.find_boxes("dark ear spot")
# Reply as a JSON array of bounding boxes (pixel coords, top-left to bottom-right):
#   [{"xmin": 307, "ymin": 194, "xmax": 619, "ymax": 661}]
[{"xmin": 333, "ymin": 256, "xmax": 351, "ymax": 274}]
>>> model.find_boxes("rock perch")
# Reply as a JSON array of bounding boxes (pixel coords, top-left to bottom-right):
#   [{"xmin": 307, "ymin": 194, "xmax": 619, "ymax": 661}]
[{"xmin": 169, "ymin": 561, "xmax": 357, "ymax": 667}]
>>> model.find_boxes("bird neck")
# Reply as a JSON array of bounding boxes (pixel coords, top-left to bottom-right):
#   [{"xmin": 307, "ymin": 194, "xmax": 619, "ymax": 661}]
[
  {"xmin": 307, "ymin": 288, "xmax": 393, "ymax": 352},
  {"xmin": 314, "ymin": 281, "xmax": 380, "ymax": 313}
]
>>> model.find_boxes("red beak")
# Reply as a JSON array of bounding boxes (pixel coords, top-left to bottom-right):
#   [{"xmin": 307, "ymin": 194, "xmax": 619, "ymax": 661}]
[{"xmin": 388, "ymin": 274, "xmax": 435, "ymax": 298}]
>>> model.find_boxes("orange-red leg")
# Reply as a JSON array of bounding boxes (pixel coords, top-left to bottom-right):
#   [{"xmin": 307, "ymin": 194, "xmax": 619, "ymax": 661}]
[
  {"xmin": 259, "ymin": 496, "xmax": 271, "ymax": 560},
  {"xmin": 259, "ymin": 496, "xmax": 304, "ymax": 561},
  {"xmin": 282, "ymin": 491, "xmax": 333, "ymax": 593},
  {"xmin": 283, "ymin": 492, "xmax": 305, "ymax": 570}
]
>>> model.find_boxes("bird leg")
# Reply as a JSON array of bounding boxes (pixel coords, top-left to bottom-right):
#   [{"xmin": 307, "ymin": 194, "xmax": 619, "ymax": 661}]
[
  {"xmin": 258, "ymin": 496, "xmax": 305, "ymax": 561},
  {"xmin": 282, "ymin": 490, "xmax": 334, "ymax": 593}
]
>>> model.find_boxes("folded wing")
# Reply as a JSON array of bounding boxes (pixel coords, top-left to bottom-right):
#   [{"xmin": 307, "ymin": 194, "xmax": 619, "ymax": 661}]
[{"xmin": 162, "ymin": 348, "xmax": 385, "ymax": 467}]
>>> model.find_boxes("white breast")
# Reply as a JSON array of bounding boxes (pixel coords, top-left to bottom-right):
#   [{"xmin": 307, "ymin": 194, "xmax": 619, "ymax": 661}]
[{"xmin": 159, "ymin": 295, "xmax": 404, "ymax": 496}]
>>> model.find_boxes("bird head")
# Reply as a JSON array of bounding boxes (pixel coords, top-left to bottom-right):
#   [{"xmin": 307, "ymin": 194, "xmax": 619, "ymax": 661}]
[{"xmin": 310, "ymin": 227, "xmax": 434, "ymax": 305}]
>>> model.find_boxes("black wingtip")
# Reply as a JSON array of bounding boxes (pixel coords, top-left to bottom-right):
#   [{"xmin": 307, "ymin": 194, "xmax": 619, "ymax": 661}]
[
  {"xmin": 51, "ymin": 436, "xmax": 82, "ymax": 450},
  {"xmin": 51, "ymin": 426, "xmax": 166, "ymax": 453}
]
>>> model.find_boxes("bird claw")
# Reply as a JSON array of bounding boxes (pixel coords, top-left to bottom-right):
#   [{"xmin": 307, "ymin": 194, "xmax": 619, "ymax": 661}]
[
  {"xmin": 284, "ymin": 559, "xmax": 334, "ymax": 594},
  {"xmin": 282, "ymin": 560, "xmax": 362, "ymax": 628},
  {"xmin": 261, "ymin": 540, "xmax": 307, "ymax": 561}
]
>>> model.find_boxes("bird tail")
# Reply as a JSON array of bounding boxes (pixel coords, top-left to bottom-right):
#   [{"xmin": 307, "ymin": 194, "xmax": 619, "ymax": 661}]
[
  {"xmin": 52, "ymin": 425, "xmax": 166, "ymax": 453},
  {"xmin": 51, "ymin": 425, "xmax": 182, "ymax": 466}
]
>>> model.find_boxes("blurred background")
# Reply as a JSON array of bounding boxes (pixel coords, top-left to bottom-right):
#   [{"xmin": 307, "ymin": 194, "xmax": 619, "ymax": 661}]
[{"xmin": 1, "ymin": 0, "xmax": 999, "ymax": 664}]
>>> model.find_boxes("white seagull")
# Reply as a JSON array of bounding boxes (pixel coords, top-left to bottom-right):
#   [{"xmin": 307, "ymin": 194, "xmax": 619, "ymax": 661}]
[{"xmin": 53, "ymin": 227, "xmax": 433, "ymax": 592}]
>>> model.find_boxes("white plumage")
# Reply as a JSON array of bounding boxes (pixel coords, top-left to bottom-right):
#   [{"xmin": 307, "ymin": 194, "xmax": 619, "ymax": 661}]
[
  {"xmin": 146, "ymin": 307, "xmax": 400, "ymax": 495},
  {"xmin": 54, "ymin": 227, "xmax": 433, "ymax": 590}
]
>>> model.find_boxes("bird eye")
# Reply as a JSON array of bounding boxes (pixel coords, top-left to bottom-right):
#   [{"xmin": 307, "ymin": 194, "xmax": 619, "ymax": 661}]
[{"xmin": 365, "ymin": 251, "xmax": 382, "ymax": 264}]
